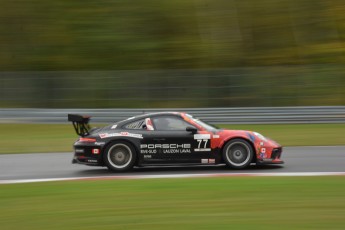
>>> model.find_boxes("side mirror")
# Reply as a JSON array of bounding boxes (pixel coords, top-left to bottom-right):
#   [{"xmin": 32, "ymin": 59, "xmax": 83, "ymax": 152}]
[{"xmin": 186, "ymin": 126, "xmax": 198, "ymax": 134}]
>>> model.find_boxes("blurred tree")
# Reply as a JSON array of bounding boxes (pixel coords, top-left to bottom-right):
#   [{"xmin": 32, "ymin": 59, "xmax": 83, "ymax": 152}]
[{"xmin": 0, "ymin": 0, "xmax": 344, "ymax": 107}]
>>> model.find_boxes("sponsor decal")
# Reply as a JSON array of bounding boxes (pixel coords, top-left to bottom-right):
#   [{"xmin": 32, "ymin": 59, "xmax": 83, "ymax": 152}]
[
  {"xmin": 95, "ymin": 142, "xmax": 105, "ymax": 145},
  {"xmin": 202, "ymin": 159, "xmax": 215, "ymax": 164},
  {"xmin": 260, "ymin": 153, "xmax": 267, "ymax": 159},
  {"xmin": 260, "ymin": 142, "xmax": 264, "ymax": 146},
  {"xmin": 99, "ymin": 132, "xmax": 143, "ymax": 139},
  {"xmin": 92, "ymin": 149, "xmax": 100, "ymax": 154},
  {"xmin": 259, "ymin": 148, "xmax": 267, "ymax": 159},
  {"xmin": 87, "ymin": 159, "xmax": 98, "ymax": 163},
  {"xmin": 195, "ymin": 148, "xmax": 211, "ymax": 152},
  {"xmin": 111, "ymin": 125, "xmax": 117, "ymax": 129},
  {"xmin": 141, "ymin": 149, "xmax": 157, "ymax": 154},
  {"xmin": 163, "ymin": 149, "xmax": 191, "ymax": 154},
  {"xmin": 213, "ymin": 135, "xmax": 220, "ymax": 138},
  {"xmin": 75, "ymin": 149, "xmax": 84, "ymax": 153},
  {"xmin": 140, "ymin": 144, "xmax": 191, "ymax": 154},
  {"xmin": 99, "ymin": 133, "xmax": 107, "ymax": 138},
  {"xmin": 194, "ymin": 134, "xmax": 211, "ymax": 140},
  {"xmin": 143, "ymin": 155, "xmax": 152, "ymax": 159}
]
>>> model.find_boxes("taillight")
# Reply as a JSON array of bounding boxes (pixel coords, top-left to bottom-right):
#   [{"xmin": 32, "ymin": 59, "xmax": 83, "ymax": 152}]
[{"xmin": 79, "ymin": 138, "xmax": 96, "ymax": 143}]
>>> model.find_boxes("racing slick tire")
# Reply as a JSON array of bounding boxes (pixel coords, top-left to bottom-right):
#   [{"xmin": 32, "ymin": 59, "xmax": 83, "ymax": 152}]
[
  {"xmin": 103, "ymin": 141, "xmax": 136, "ymax": 172},
  {"xmin": 222, "ymin": 138, "xmax": 254, "ymax": 169}
]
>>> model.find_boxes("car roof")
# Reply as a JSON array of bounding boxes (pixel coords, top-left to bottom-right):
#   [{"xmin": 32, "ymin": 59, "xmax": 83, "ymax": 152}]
[
  {"xmin": 116, "ymin": 111, "xmax": 185, "ymax": 125},
  {"xmin": 126, "ymin": 111, "xmax": 182, "ymax": 120}
]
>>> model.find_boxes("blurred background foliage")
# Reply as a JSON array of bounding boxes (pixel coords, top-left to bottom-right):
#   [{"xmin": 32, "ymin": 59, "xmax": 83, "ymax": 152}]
[{"xmin": 0, "ymin": 0, "xmax": 344, "ymax": 108}]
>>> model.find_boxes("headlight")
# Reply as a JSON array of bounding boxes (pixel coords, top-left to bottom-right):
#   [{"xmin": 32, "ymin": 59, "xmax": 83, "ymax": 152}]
[{"xmin": 253, "ymin": 132, "xmax": 268, "ymax": 142}]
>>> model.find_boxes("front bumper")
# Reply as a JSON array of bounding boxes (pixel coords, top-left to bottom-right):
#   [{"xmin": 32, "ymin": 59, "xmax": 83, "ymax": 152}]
[
  {"xmin": 257, "ymin": 147, "xmax": 284, "ymax": 165},
  {"xmin": 257, "ymin": 158, "xmax": 284, "ymax": 164}
]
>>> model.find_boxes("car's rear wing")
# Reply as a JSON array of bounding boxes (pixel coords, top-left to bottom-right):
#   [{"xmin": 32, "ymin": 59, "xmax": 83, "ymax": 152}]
[{"xmin": 68, "ymin": 114, "xmax": 91, "ymax": 137}]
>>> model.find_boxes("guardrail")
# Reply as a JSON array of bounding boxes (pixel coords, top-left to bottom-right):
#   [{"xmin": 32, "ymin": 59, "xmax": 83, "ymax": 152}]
[{"xmin": 0, "ymin": 106, "xmax": 344, "ymax": 124}]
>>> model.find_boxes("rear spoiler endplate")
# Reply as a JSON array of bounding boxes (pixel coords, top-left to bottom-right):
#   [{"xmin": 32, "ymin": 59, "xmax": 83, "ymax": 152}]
[{"xmin": 68, "ymin": 114, "xmax": 91, "ymax": 137}]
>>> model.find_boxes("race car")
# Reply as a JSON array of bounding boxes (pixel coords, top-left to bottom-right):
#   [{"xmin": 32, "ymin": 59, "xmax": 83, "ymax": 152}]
[{"xmin": 68, "ymin": 112, "xmax": 283, "ymax": 172}]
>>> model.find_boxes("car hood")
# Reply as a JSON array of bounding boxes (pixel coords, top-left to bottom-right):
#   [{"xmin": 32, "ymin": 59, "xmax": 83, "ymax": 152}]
[{"xmin": 216, "ymin": 129, "xmax": 280, "ymax": 147}]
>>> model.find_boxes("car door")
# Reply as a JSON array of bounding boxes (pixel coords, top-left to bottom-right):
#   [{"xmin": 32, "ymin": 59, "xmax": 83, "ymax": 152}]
[{"xmin": 140, "ymin": 115, "xmax": 210, "ymax": 164}]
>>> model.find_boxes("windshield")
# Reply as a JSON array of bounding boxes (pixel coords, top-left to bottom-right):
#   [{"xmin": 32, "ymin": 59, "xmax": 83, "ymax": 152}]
[
  {"xmin": 193, "ymin": 118, "xmax": 219, "ymax": 132},
  {"xmin": 185, "ymin": 113, "xmax": 218, "ymax": 132}
]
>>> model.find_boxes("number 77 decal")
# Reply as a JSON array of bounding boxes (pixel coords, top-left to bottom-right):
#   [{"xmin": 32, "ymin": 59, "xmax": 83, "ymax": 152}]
[
  {"xmin": 194, "ymin": 134, "xmax": 211, "ymax": 152},
  {"xmin": 195, "ymin": 139, "xmax": 211, "ymax": 152},
  {"xmin": 197, "ymin": 139, "xmax": 208, "ymax": 149}
]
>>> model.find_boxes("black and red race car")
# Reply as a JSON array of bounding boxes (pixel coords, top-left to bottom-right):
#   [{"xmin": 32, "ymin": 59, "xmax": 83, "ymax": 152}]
[{"xmin": 68, "ymin": 112, "xmax": 283, "ymax": 171}]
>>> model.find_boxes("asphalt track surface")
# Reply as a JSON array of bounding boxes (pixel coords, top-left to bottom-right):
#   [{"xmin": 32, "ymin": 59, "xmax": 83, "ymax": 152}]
[{"xmin": 0, "ymin": 146, "xmax": 344, "ymax": 182}]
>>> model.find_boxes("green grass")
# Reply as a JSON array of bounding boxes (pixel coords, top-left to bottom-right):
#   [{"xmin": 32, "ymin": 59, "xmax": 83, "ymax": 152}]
[
  {"xmin": 1, "ymin": 177, "xmax": 345, "ymax": 229},
  {"xmin": 0, "ymin": 124, "xmax": 77, "ymax": 154},
  {"xmin": 0, "ymin": 123, "xmax": 344, "ymax": 154}
]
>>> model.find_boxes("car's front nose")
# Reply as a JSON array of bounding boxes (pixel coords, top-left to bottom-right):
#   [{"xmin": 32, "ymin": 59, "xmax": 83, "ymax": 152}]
[{"xmin": 256, "ymin": 137, "xmax": 284, "ymax": 165}]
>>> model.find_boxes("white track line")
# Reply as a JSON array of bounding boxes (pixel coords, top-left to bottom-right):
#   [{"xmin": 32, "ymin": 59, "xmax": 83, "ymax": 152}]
[{"xmin": 1, "ymin": 172, "xmax": 345, "ymax": 184}]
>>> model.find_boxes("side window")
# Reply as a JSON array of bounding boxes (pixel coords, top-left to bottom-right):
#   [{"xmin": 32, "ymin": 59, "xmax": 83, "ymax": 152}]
[
  {"xmin": 124, "ymin": 119, "xmax": 145, "ymax": 129},
  {"xmin": 152, "ymin": 116, "xmax": 194, "ymax": 131}
]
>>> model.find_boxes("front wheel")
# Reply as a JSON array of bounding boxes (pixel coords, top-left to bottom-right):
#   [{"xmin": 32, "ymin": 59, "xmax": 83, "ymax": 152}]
[
  {"xmin": 222, "ymin": 139, "xmax": 254, "ymax": 169},
  {"xmin": 103, "ymin": 142, "xmax": 136, "ymax": 172}
]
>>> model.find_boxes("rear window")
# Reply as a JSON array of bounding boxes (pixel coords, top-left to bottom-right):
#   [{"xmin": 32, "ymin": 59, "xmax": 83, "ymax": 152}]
[{"xmin": 124, "ymin": 119, "xmax": 145, "ymax": 129}]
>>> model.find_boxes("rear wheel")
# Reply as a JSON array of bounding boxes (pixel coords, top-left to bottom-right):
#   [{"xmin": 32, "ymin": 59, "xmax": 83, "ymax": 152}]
[
  {"xmin": 223, "ymin": 139, "xmax": 253, "ymax": 169},
  {"xmin": 103, "ymin": 142, "xmax": 136, "ymax": 172}
]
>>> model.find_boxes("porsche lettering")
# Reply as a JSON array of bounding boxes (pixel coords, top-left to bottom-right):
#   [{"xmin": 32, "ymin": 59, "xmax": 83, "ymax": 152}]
[{"xmin": 140, "ymin": 144, "xmax": 191, "ymax": 149}]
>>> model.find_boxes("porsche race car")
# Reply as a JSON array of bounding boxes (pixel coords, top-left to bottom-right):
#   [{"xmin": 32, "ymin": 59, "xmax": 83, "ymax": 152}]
[{"xmin": 68, "ymin": 112, "xmax": 283, "ymax": 171}]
